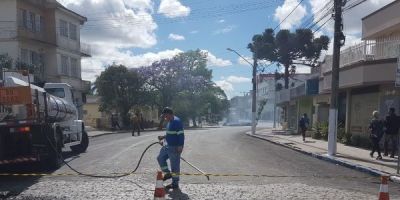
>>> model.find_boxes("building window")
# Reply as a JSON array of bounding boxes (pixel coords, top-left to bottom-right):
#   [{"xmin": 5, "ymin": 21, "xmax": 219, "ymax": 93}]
[
  {"xmin": 70, "ymin": 57, "xmax": 78, "ymax": 77},
  {"xmin": 36, "ymin": 15, "xmax": 43, "ymax": 32},
  {"xmin": 28, "ymin": 11, "xmax": 36, "ymax": 32},
  {"xmin": 18, "ymin": 9, "xmax": 27, "ymax": 28},
  {"xmin": 30, "ymin": 51, "xmax": 38, "ymax": 66},
  {"xmin": 20, "ymin": 49, "xmax": 29, "ymax": 64},
  {"xmin": 69, "ymin": 23, "xmax": 77, "ymax": 40},
  {"xmin": 60, "ymin": 20, "xmax": 68, "ymax": 37},
  {"xmin": 61, "ymin": 55, "xmax": 69, "ymax": 75}
]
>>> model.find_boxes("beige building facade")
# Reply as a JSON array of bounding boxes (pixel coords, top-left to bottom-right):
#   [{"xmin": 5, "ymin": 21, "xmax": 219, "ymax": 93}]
[
  {"xmin": 0, "ymin": 0, "xmax": 90, "ymax": 119},
  {"xmin": 315, "ymin": 0, "xmax": 400, "ymax": 137}
]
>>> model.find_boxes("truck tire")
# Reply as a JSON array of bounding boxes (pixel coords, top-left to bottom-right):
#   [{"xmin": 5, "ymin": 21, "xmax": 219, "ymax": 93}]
[
  {"xmin": 71, "ymin": 131, "xmax": 89, "ymax": 154},
  {"xmin": 45, "ymin": 126, "xmax": 63, "ymax": 170}
]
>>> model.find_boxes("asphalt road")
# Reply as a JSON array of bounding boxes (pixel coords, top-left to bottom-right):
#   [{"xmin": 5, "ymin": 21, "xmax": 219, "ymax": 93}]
[{"xmin": 1, "ymin": 126, "xmax": 400, "ymax": 199}]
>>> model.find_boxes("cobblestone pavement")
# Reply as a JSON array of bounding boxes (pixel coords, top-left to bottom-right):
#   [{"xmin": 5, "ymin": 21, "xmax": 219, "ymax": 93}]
[
  {"xmin": 1, "ymin": 126, "xmax": 400, "ymax": 199},
  {"xmin": 5, "ymin": 178, "xmax": 379, "ymax": 200}
]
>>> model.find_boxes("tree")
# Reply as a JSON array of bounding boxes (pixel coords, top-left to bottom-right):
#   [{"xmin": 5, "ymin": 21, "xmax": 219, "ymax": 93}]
[
  {"xmin": 138, "ymin": 50, "xmax": 229, "ymax": 126},
  {"xmin": 174, "ymin": 50, "xmax": 212, "ymax": 126},
  {"xmin": 95, "ymin": 65, "xmax": 143, "ymax": 127},
  {"xmin": 138, "ymin": 58, "xmax": 185, "ymax": 110},
  {"xmin": 248, "ymin": 28, "xmax": 329, "ymax": 89}
]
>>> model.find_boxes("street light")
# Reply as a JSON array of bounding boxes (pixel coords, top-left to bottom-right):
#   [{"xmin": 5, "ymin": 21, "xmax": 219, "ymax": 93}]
[{"xmin": 227, "ymin": 48, "xmax": 257, "ymax": 135}]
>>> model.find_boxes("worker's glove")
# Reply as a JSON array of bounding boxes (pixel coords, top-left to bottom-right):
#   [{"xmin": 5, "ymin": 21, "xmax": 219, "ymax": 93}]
[{"xmin": 158, "ymin": 135, "xmax": 165, "ymax": 141}]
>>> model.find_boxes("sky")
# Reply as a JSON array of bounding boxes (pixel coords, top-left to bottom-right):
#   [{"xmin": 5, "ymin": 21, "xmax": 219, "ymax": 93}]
[{"xmin": 59, "ymin": 0, "xmax": 394, "ymax": 99}]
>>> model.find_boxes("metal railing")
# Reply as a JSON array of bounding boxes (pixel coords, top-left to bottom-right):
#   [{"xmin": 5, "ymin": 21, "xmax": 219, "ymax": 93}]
[{"xmin": 322, "ymin": 39, "xmax": 400, "ymax": 74}]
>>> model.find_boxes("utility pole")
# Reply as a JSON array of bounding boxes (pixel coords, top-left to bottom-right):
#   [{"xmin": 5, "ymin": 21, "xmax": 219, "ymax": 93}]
[
  {"xmin": 328, "ymin": 0, "xmax": 344, "ymax": 156},
  {"xmin": 273, "ymin": 77, "xmax": 277, "ymax": 129},
  {"xmin": 251, "ymin": 55, "xmax": 258, "ymax": 135},
  {"xmin": 227, "ymin": 48, "xmax": 257, "ymax": 134}
]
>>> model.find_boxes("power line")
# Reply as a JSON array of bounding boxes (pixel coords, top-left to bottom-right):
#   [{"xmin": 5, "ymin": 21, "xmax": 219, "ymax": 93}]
[
  {"xmin": 274, "ymin": 0, "xmax": 305, "ymax": 31},
  {"xmin": 343, "ymin": 0, "xmax": 368, "ymax": 11},
  {"xmin": 300, "ymin": 0, "xmax": 333, "ymax": 29},
  {"xmin": 312, "ymin": 17, "xmax": 332, "ymax": 34}
]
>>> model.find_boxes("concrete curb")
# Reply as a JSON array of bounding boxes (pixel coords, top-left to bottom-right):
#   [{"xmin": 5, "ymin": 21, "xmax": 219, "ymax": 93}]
[
  {"xmin": 88, "ymin": 131, "xmax": 118, "ymax": 138},
  {"xmin": 246, "ymin": 132, "xmax": 400, "ymax": 184}
]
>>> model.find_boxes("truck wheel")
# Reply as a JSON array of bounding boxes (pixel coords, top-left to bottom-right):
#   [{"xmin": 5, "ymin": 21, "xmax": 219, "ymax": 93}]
[
  {"xmin": 71, "ymin": 131, "xmax": 89, "ymax": 154},
  {"xmin": 45, "ymin": 127, "xmax": 63, "ymax": 170}
]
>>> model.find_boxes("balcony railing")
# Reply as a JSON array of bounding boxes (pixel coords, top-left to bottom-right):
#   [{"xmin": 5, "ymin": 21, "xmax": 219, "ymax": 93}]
[
  {"xmin": 322, "ymin": 39, "xmax": 400, "ymax": 74},
  {"xmin": 80, "ymin": 42, "xmax": 91, "ymax": 57}
]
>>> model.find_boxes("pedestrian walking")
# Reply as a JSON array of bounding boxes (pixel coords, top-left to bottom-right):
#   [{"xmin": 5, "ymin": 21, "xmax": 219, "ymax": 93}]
[
  {"xmin": 157, "ymin": 107, "xmax": 185, "ymax": 191},
  {"xmin": 369, "ymin": 111, "xmax": 384, "ymax": 160},
  {"xmin": 111, "ymin": 113, "xmax": 121, "ymax": 130},
  {"xmin": 384, "ymin": 108, "xmax": 399, "ymax": 158},
  {"xmin": 299, "ymin": 113, "xmax": 309, "ymax": 142},
  {"xmin": 132, "ymin": 112, "xmax": 141, "ymax": 136}
]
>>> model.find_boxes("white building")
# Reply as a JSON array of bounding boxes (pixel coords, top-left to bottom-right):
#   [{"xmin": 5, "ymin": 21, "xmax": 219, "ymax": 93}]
[
  {"xmin": 257, "ymin": 73, "xmax": 310, "ymax": 121},
  {"xmin": 0, "ymin": 0, "xmax": 91, "ymax": 119}
]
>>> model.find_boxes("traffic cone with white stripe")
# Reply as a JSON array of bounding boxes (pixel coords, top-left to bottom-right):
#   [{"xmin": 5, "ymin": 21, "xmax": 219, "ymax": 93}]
[
  {"xmin": 154, "ymin": 171, "xmax": 166, "ymax": 200},
  {"xmin": 378, "ymin": 176, "xmax": 389, "ymax": 200}
]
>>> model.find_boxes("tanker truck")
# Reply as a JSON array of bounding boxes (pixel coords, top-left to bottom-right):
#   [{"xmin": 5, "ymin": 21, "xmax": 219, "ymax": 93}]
[{"xmin": 0, "ymin": 75, "xmax": 89, "ymax": 169}]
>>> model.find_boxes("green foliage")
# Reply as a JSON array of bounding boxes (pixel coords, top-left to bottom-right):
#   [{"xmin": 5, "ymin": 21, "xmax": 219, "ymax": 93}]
[
  {"xmin": 341, "ymin": 132, "xmax": 352, "ymax": 145},
  {"xmin": 95, "ymin": 65, "xmax": 144, "ymax": 127},
  {"xmin": 312, "ymin": 122, "xmax": 329, "ymax": 140},
  {"xmin": 248, "ymin": 28, "xmax": 329, "ymax": 89},
  {"xmin": 0, "ymin": 54, "xmax": 13, "ymax": 69},
  {"xmin": 312, "ymin": 121, "xmax": 329, "ymax": 140},
  {"xmin": 350, "ymin": 134, "xmax": 371, "ymax": 149},
  {"xmin": 311, "ymin": 122, "xmax": 322, "ymax": 140},
  {"xmin": 138, "ymin": 49, "xmax": 229, "ymax": 126}
]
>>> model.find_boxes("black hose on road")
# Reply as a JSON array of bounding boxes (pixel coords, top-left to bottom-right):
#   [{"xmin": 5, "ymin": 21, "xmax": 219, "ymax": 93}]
[{"xmin": 45, "ymin": 131, "xmax": 161, "ymax": 178}]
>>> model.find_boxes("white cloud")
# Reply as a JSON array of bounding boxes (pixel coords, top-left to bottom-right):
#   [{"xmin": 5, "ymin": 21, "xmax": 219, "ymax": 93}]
[
  {"xmin": 274, "ymin": 0, "xmax": 307, "ymax": 29},
  {"xmin": 214, "ymin": 25, "xmax": 236, "ymax": 35},
  {"xmin": 226, "ymin": 76, "xmax": 251, "ymax": 83},
  {"xmin": 158, "ymin": 0, "xmax": 191, "ymax": 18},
  {"xmin": 62, "ymin": 0, "xmax": 157, "ymax": 49},
  {"xmin": 217, "ymin": 19, "xmax": 225, "ymax": 23},
  {"xmin": 215, "ymin": 80, "xmax": 234, "ymax": 92},
  {"xmin": 82, "ymin": 48, "xmax": 183, "ymax": 82},
  {"xmin": 190, "ymin": 30, "xmax": 199, "ymax": 34},
  {"xmin": 201, "ymin": 50, "xmax": 233, "ymax": 67},
  {"xmin": 168, "ymin": 33, "xmax": 185, "ymax": 41}
]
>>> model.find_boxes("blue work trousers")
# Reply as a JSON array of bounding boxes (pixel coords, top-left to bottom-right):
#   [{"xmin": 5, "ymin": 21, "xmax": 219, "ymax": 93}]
[{"xmin": 157, "ymin": 145, "xmax": 181, "ymax": 186}]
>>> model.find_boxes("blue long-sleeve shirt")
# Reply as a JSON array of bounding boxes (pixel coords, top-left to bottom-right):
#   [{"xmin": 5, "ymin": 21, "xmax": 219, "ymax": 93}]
[{"xmin": 165, "ymin": 116, "xmax": 185, "ymax": 146}]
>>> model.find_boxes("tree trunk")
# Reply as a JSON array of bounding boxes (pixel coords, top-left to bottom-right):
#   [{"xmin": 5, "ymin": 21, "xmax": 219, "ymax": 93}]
[{"xmin": 284, "ymin": 64, "xmax": 290, "ymax": 89}]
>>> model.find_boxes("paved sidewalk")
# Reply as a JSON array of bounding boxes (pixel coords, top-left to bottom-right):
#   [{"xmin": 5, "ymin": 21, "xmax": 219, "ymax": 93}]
[{"xmin": 247, "ymin": 128, "xmax": 400, "ymax": 183}]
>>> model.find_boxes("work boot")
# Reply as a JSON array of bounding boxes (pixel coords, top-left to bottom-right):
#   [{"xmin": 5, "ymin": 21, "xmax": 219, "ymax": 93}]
[
  {"xmin": 165, "ymin": 184, "xmax": 179, "ymax": 191},
  {"xmin": 163, "ymin": 173, "xmax": 172, "ymax": 181}
]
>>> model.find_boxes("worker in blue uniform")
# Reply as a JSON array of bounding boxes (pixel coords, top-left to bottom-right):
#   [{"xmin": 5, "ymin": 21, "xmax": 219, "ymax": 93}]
[{"xmin": 157, "ymin": 107, "xmax": 185, "ymax": 190}]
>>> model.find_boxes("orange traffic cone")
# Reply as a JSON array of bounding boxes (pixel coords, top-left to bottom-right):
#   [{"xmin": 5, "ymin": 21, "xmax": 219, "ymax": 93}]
[
  {"xmin": 378, "ymin": 176, "xmax": 389, "ymax": 200},
  {"xmin": 154, "ymin": 171, "xmax": 166, "ymax": 200}
]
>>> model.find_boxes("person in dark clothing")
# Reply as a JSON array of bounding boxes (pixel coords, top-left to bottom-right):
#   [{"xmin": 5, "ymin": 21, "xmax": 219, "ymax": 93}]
[
  {"xmin": 369, "ymin": 111, "xmax": 384, "ymax": 160},
  {"xmin": 111, "ymin": 113, "xmax": 121, "ymax": 130},
  {"xmin": 132, "ymin": 112, "xmax": 141, "ymax": 136},
  {"xmin": 299, "ymin": 113, "xmax": 310, "ymax": 142},
  {"xmin": 384, "ymin": 108, "xmax": 399, "ymax": 158}
]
